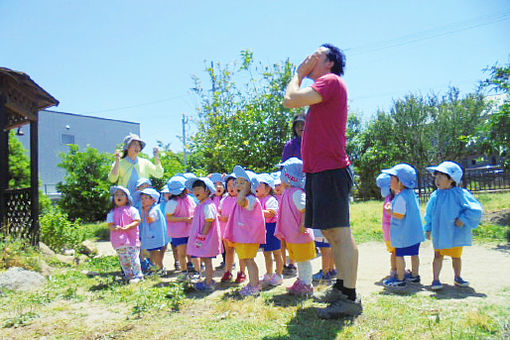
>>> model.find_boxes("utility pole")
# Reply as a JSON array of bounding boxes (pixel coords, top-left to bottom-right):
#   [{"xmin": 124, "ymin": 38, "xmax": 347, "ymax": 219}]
[{"xmin": 182, "ymin": 114, "xmax": 187, "ymax": 169}]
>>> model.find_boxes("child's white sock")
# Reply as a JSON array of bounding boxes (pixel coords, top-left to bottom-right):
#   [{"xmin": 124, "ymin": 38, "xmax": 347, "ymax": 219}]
[{"xmin": 297, "ymin": 261, "xmax": 312, "ymax": 285}]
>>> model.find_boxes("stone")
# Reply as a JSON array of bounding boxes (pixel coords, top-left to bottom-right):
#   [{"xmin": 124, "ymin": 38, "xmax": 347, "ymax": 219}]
[
  {"xmin": 39, "ymin": 260, "xmax": 53, "ymax": 277},
  {"xmin": 63, "ymin": 249, "xmax": 76, "ymax": 256},
  {"xmin": 38, "ymin": 242, "xmax": 56, "ymax": 256},
  {"xmin": 0, "ymin": 267, "xmax": 46, "ymax": 291},
  {"xmin": 55, "ymin": 254, "xmax": 75, "ymax": 265},
  {"xmin": 79, "ymin": 240, "xmax": 98, "ymax": 256}
]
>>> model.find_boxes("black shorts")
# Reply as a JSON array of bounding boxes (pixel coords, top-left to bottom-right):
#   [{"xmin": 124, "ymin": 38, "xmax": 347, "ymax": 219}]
[{"xmin": 305, "ymin": 167, "xmax": 353, "ymax": 229}]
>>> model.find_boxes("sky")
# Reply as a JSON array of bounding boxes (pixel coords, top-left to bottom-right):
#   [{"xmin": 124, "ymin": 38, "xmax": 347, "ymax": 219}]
[{"xmin": 1, "ymin": 1, "xmax": 509, "ymax": 154}]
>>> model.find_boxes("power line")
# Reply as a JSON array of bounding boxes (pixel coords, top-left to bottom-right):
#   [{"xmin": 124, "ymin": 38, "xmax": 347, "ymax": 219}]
[
  {"xmin": 82, "ymin": 93, "xmax": 192, "ymax": 114},
  {"xmin": 346, "ymin": 10, "xmax": 510, "ymax": 56}
]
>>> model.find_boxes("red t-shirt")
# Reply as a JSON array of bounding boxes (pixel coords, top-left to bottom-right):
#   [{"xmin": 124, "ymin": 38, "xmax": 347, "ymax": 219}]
[{"xmin": 301, "ymin": 73, "xmax": 351, "ymax": 173}]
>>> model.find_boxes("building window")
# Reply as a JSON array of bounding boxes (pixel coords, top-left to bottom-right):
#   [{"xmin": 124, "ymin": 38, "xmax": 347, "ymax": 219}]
[{"xmin": 61, "ymin": 134, "xmax": 75, "ymax": 145}]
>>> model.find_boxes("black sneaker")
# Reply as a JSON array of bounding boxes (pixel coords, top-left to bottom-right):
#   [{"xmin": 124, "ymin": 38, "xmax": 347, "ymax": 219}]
[{"xmin": 317, "ymin": 296, "xmax": 363, "ymax": 319}]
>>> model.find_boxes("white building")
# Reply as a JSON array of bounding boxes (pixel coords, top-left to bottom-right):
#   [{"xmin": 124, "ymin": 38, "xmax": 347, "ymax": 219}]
[{"xmin": 16, "ymin": 110, "xmax": 140, "ymax": 197}]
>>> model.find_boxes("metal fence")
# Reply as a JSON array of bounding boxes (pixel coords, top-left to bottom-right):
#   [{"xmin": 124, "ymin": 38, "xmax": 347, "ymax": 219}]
[
  {"xmin": 0, "ymin": 187, "xmax": 39, "ymax": 245},
  {"xmin": 417, "ymin": 165, "xmax": 510, "ymax": 201}
]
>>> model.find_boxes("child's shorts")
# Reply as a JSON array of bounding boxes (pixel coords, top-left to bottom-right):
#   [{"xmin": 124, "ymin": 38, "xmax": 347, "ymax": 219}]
[
  {"xmin": 171, "ymin": 237, "xmax": 189, "ymax": 247},
  {"xmin": 315, "ymin": 240, "xmax": 331, "ymax": 248},
  {"xmin": 437, "ymin": 247, "xmax": 463, "ymax": 258},
  {"xmin": 395, "ymin": 243, "xmax": 420, "ymax": 257},
  {"xmin": 233, "ymin": 243, "xmax": 259, "ymax": 259},
  {"xmin": 287, "ymin": 241, "xmax": 317, "ymax": 262},
  {"xmin": 385, "ymin": 240, "xmax": 395, "ymax": 254},
  {"xmin": 261, "ymin": 222, "xmax": 281, "ymax": 251},
  {"xmin": 147, "ymin": 245, "xmax": 167, "ymax": 252}
]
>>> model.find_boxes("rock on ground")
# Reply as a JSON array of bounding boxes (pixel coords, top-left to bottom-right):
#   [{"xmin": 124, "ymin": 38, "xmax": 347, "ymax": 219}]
[{"xmin": 0, "ymin": 267, "xmax": 46, "ymax": 291}]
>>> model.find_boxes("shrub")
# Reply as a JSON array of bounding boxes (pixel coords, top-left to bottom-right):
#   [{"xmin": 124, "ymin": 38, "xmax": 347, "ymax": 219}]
[
  {"xmin": 57, "ymin": 144, "xmax": 112, "ymax": 222},
  {"xmin": 0, "ymin": 237, "xmax": 41, "ymax": 271},
  {"xmin": 40, "ymin": 207, "xmax": 84, "ymax": 252}
]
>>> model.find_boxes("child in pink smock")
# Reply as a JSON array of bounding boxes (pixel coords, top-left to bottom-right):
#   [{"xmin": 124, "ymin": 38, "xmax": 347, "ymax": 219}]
[
  {"xmin": 166, "ymin": 175, "xmax": 196, "ymax": 273},
  {"xmin": 224, "ymin": 165, "xmax": 266, "ymax": 297},
  {"xmin": 255, "ymin": 173, "xmax": 284, "ymax": 287},
  {"xmin": 275, "ymin": 157, "xmax": 316, "ymax": 297},
  {"xmin": 219, "ymin": 174, "xmax": 247, "ymax": 283},
  {"xmin": 376, "ymin": 173, "xmax": 397, "ymax": 279},
  {"xmin": 106, "ymin": 186, "xmax": 143, "ymax": 283},
  {"xmin": 185, "ymin": 177, "xmax": 223, "ymax": 291}
]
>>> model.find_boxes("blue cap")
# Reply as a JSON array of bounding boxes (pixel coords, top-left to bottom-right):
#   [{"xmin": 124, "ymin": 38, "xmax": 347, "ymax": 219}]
[
  {"xmin": 167, "ymin": 176, "xmax": 187, "ymax": 195},
  {"xmin": 382, "ymin": 163, "xmax": 418, "ymax": 189},
  {"xmin": 185, "ymin": 177, "xmax": 216, "ymax": 195},
  {"xmin": 110, "ymin": 185, "xmax": 133, "ymax": 205},
  {"xmin": 426, "ymin": 161, "xmax": 463, "ymax": 184},
  {"xmin": 139, "ymin": 187, "xmax": 160, "ymax": 202},
  {"xmin": 376, "ymin": 173, "xmax": 392, "ymax": 198},
  {"xmin": 233, "ymin": 165, "xmax": 257, "ymax": 182},
  {"xmin": 210, "ymin": 173, "xmax": 224, "ymax": 185},
  {"xmin": 256, "ymin": 173, "xmax": 275, "ymax": 189},
  {"xmin": 278, "ymin": 157, "xmax": 305, "ymax": 189},
  {"xmin": 271, "ymin": 171, "xmax": 282, "ymax": 186},
  {"xmin": 136, "ymin": 177, "xmax": 152, "ymax": 188}
]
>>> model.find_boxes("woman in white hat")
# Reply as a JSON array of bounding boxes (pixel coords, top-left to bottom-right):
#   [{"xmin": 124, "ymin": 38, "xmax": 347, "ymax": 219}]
[{"xmin": 108, "ymin": 133, "xmax": 164, "ymax": 195}]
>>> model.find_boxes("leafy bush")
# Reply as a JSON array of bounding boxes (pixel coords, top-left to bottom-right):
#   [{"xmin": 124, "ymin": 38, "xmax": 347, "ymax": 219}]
[
  {"xmin": 40, "ymin": 207, "xmax": 84, "ymax": 252},
  {"xmin": 57, "ymin": 144, "xmax": 112, "ymax": 222},
  {"xmin": 0, "ymin": 237, "xmax": 41, "ymax": 271}
]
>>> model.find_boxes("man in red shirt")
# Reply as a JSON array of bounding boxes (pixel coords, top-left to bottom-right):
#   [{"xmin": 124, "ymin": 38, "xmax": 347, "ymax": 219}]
[{"xmin": 284, "ymin": 44, "xmax": 361, "ymax": 318}]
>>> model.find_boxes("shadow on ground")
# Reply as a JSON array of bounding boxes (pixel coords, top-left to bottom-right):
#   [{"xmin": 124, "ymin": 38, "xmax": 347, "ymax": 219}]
[{"xmin": 262, "ymin": 307, "xmax": 354, "ymax": 340}]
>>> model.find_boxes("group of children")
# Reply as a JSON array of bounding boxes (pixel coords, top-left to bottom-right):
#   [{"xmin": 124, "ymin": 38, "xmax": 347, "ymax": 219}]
[
  {"xmin": 376, "ymin": 161, "xmax": 483, "ymax": 290},
  {"xmin": 106, "ymin": 157, "xmax": 483, "ymax": 295},
  {"xmin": 107, "ymin": 157, "xmax": 336, "ymax": 297}
]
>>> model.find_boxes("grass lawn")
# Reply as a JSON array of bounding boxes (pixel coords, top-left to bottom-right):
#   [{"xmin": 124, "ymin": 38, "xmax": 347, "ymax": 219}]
[{"xmin": 0, "ymin": 192, "xmax": 509, "ymax": 339}]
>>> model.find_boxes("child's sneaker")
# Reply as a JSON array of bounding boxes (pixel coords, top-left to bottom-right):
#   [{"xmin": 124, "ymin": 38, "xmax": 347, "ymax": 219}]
[
  {"xmin": 323, "ymin": 269, "xmax": 338, "ymax": 282},
  {"xmin": 221, "ymin": 271, "xmax": 233, "ymax": 282},
  {"xmin": 404, "ymin": 272, "xmax": 421, "ymax": 283},
  {"xmin": 239, "ymin": 283, "xmax": 261, "ymax": 297},
  {"xmin": 129, "ymin": 277, "xmax": 142, "ymax": 284},
  {"xmin": 195, "ymin": 280, "xmax": 215, "ymax": 291},
  {"xmin": 431, "ymin": 280, "xmax": 443, "ymax": 290},
  {"xmin": 312, "ymin": 270, "xmax": 325, "ymax": 282},
  {"xmin": 235, "ymin": 271, "xmax": 247, "ymax": 283},
  {"xmin": 268, "ymin": 273, "xmax": 283, "ymax": 286},
  {"xmin": 287, "ymin": 279, "xmax": 313, "ymax": 297},
  {"xmin": 454, "ymin": 277, "xmax": 469, "ymax": 287},
  {"xmin": 283, "ymin": 264, "xmax": 297, "ymax": 277},
  {"xmin": 383, "ymin": 278, "xmax": 406, "ymax": 288},
  {"xmin": 187, "ymin": 270, "xmax": 201, "ymax": 282},
  {"xmin": 261, "ymin": 273, "xmax": 272, "ymax": 285}
]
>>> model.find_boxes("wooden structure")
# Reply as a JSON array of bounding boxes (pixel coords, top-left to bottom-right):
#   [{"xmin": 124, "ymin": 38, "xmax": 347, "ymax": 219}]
[{"xmin": 0, "ymin": 67, "xmax": 59, "ymax": 245}]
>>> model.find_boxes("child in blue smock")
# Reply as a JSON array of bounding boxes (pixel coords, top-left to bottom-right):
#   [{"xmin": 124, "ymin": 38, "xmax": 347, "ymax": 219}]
[
  {"xmin": 424, "ymin": 161, "xmax": 483, "ymax": 290},
  {"xmin": 139, "ymin": 188, "xmax": 170, "ymax": 274},
  {"xmin": 382, "ymin": 163, "xmax": 425, "ymax": 288}
]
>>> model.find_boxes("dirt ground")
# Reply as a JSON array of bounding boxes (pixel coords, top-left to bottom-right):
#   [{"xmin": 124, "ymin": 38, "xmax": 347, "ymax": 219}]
[{"xmin": 95, "ymin": 238, "xmax": 510, "ymax": 299}]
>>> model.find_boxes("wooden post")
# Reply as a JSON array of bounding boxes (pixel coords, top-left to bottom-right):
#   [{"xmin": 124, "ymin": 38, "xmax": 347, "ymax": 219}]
[
  {"xmin": 0, "ymin": 94, "xmax": 8, "ymax": 229},
  {"xmin": 30, "ymin": 111, "xmax": 39, "ymax": 246}
]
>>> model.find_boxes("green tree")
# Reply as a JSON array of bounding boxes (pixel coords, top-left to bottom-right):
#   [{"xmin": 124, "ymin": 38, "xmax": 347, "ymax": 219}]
[
  {"xmin": 477, "ymin": 60, "xmax": 510, "ymax": 167},
  {"xmin": 8, "ymin": 130, "xmax": 30, "ymax": 189},
  {"xmin": 353, "ymin": 88, "xmax": 489, "ymax": 199},
  {"xmin": 188, "ymin": 50, "xmax": 303, "ymax": 174},
  {"xmin": 56, "ymin": 144, "xmax": 113, "ymax": 222}
]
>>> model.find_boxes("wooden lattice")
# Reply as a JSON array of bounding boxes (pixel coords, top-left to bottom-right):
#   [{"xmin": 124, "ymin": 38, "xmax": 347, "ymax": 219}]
[{"xmin": 0, "ymin": 188, "xmax": 38, "ymax": 245}]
